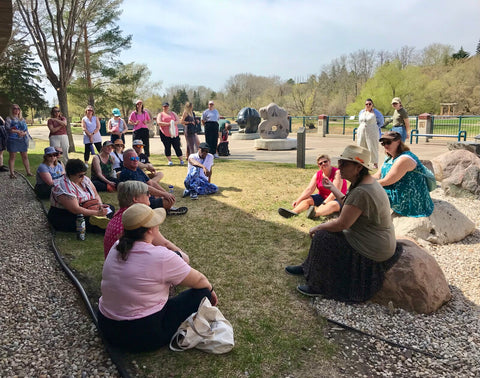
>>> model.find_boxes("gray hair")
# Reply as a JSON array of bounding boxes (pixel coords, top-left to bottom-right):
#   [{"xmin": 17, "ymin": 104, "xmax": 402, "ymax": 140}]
[{"xmin": 117, "ymin": 181, "xmax": 149, "ymax": 208}]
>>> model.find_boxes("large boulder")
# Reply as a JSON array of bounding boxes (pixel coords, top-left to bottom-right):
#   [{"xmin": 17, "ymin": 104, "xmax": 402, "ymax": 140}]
[
  {"xmin": 392, "ymin": 199, "xmax": 475, "ymax": 245},
  {"xmin": 431, "ymin": 150, "xmax": 480, "ymax": 182},
  {"xmin": 371, "ymin": 239, "xmax": 451, "ymax": 314}
]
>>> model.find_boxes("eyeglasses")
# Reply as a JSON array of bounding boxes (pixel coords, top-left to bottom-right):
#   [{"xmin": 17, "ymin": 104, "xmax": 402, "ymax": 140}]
[
  {"xmin": 114, "ymin": 144, "xmax": 124, "ymax": 147},
  {"xmin": 318, "ymin": 160, "xmax": 329, "ymax": 166},
  {"xmin": 392, "ymin": 103, "xmax": 398, "ymax": 105},
  {"xmin": 129, "ymin": 156, "xmax": 139, "ymax": 161},
  {"xmin": 365, "ymin": 103, "xmax": 372, "ymax": 106},
  {"xmin": 77, "ymin": 173, "xmax": 86, "ymax": 178},
  {"xmin": 13, "ymin": 107, "xmax": 20, "ymax": 110},
  {"xmin": 381, "ymin": 140, "xmax": 393, "ymax": 146},
  {"xmin": 53, "ymin": 110, "xmax": 60, "ymax": 113},
  {"xmin": 87, "ymin": 109, "xmax": 93, "ymax": 112}
]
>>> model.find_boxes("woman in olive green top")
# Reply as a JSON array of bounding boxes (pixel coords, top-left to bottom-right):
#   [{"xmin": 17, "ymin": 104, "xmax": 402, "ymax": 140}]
[
  {"xmin": 390, "ymin": 97, "xmax": 410, "ymax": 142},
  {"xmin": 285, "ymin": 145, "xmax": 401, "ymax": 302}
]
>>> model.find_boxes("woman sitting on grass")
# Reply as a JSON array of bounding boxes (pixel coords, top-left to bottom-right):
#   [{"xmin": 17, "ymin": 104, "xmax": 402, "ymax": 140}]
[
  {"xmin": 98, "ymin": 203, "xmax": 217, "ymax": 352},
  {"xmin": 278, "ymin": 154, "xmax": 347, "ymax": 219},
  {"xmin": 47, "ymin": 159, "xmax": 114, "ymax": 233},
  {"xmin": 285, "ymin": 145, "xmax": 401, "ymax": 301},
  {"xmin": 34, "ymin": 147, "xmax": 65, "ymax": 199}
]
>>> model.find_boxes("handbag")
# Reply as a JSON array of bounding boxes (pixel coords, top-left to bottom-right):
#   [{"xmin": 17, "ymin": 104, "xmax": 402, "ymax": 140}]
[
  {"xmin": 169, "ymin": 297, "xmax": 234, "ymax": 354},
  {"xmin": 27, "ymin": 132, "xmax": 35, "ymax": 150},
  {"xmin": 80, "ymin": 198, "xmax": 101, "ymax": 210},
  {"xmin": 414, "ymin": 158, "xmax": 437, "ymax": 192},
  {"xmin": 169, "ymin": 120, "xmax": 177, "ymax": 137}
]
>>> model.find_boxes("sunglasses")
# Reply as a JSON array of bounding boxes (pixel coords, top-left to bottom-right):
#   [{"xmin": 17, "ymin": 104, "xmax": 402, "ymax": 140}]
[
  {"xmin": 115, "ymin": 144, "xmax": 124, "ymax": 147},
  {"xmin": 129, "ymin": 156, "xmax": 140, "ymax": 161},
  {"xmin": 87, "ymin": 109, "xmax": 93, "ymax": 112},
  {"xmin": 47, "ymin": 153, "xmax": 59, "ymax": 157},
  {"xmin": 365, "ymin": 103, "xmax": 372, "ymax": 106},
  {"xmin": 318, "ymin": 160, "xmax": 329, "ymax": 166},
  {"xmin": 53, "ymin": 110, "xmax": 60, "ymax": 113},
  {"xmin": 392, "ymin": 103, "xmax": 399, "ymax": 105},
  {"xmin": 56, "ymin": 151, "xmax": 63, "ymax": 154},
  {"xmin": 380, "ymin": 140, "xmax": 395, "ymax": 146}
]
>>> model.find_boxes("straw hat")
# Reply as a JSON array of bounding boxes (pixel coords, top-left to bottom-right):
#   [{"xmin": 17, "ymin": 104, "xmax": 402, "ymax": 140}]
[
  {"xmin": 337, "ymin": 145, "xmax": 372, "ymax": 169},
  {"xmin": 122, "ymin": 203, "xmax": 166, "ymax": 230}
]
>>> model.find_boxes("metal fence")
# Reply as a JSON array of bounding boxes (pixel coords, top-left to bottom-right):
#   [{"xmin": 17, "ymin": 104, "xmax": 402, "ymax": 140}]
[{"xmin": 430, "ymin": 115, "xmax": 480, "ymax": 138}]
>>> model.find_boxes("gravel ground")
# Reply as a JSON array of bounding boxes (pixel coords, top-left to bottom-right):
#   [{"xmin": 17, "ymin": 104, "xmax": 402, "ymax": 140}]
[
  {"xmin": 0, "ymin": 171, "xmax": 118, "ymax": 376},
  {"xmin": 315, "ymin": 188, "xmax": 480, "ymax": 377}
]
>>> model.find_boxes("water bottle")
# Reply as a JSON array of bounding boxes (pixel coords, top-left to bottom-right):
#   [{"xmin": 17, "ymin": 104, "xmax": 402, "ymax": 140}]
[
  {"xmin": 76, "ymin": 214, "xmax": 86, "ymax": 241},
  {"xmin": 168, "ymin": 185, "xmax": 174, "ymax": 194}
]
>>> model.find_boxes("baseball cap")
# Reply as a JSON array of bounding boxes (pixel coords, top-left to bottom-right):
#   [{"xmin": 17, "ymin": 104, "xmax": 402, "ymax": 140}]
[
  {"xmin": 132, "ymin": 139, "xmax": 144, "ymax": 146},
  {"xmin": 208, "ymin": 101, "xmax": 214, "ymax": 105},
  {"xmin": 162, "ymin": 102, "xmax": 170, "ymax": 107},
  {"xmin": 135, "ymin": 99, "xmax": 143, "ymax": 105},
  {"xmin": 122, "ymin": 203, "xmax": 166, "ymax": 230},
  {"xmin": 112, "ymin": 108, "xmax": 121, "ymax": 116},
  {"xmin": 102, "ymin": 140, "xmax": 114, "ymax": 147},
  {"xmin": 199, "ymin": 142, "xmax": 210, "ymax": 150},
  {"xmin": 379, "ymin": 131, "xmax": 402, "ymax": 142},
  {"xmin": 391, "ymin": 97, "xmax": 401, "ymax": 104}
]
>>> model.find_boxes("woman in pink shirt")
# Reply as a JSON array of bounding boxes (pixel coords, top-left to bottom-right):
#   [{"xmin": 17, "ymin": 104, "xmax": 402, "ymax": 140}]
[
  {"xmin": 128, "ymin": 99, "xmax": 151, "ymax": 156},
  {"xmin": 98, "ymin": 203, "xmax": 217, "ymax": 352},
  {"xmin": 157, "ymin": 102, "xmax": 185, "ymax": 166}
]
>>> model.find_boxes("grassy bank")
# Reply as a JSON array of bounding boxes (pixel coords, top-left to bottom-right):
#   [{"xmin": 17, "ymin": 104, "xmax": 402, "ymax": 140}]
[{"xmin": 20, "ymin": 141, "xmax": 338, "ymax": 377}]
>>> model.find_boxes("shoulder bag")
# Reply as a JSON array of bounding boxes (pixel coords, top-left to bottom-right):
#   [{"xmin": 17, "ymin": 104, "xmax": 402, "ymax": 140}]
[{"xmin": 169, "ymin": 297, "xmax": 234, "ymax": 354}]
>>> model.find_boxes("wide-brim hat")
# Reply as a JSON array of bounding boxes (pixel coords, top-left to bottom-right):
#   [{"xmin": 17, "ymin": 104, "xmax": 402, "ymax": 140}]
[
  {"xmin": 379, "ymin": 131, "xmax": 402, "ymax": 142},
  {"xmin": 337, "ymin": 145, "xmax": 372, "ymax": 169},
  {"xmin": 122, "ymin": 203, "xmax": 166, "ymax": 230},
  {"xmin": 112, "ymin": 108, "xmax": 121, "ymax": 116},
  {"xmin": 44, "ymin": 146, "xmax": 57, "ymax": 155}
]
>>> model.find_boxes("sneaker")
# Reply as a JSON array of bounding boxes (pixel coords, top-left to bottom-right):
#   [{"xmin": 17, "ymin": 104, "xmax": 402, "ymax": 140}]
[
  {"xmin": 296, "ymin": 285, "xmax": 322, "ymax": 297},
  {"xmin": 180, "ymin": 160, "xmax": 185, "ymax": 166},
  {"xmin": 182, "ymin": 189, "xmax": 190, "ymax": 198},
  {"xmin": 285, "ymin": 265, "xmax": 304, "ymax": 276},
  {"xmin": 168, "ymin": 161, "xmax": 173, "ymax": 166},
  {"xmin": 0, "ymin": 165, "xmax": 8, "ymax": 172},
  {"xmin": 89, "ymin": 215, "xmax": 110, "ymax": 229},
  {"xmin": 214, "ymin": 153, "xmax": 219, "ymax": 158},
  {"xmin": 278, "ymin": 207, "xmax": 298, "ymax": 218},
  {"xmin": 84, "ymin": 162, "xmax": 89, "ymax": 169},
  {"xmin": 306, "ymin": 205, "xmax": 317, "ymax": 220},
  {"xmin": 190, "ymin": 192, "xmax": 198, "ymax": 200},
  {"xmin": 167, "ymin": 206, "xmax": 188, "ymax": 216}
]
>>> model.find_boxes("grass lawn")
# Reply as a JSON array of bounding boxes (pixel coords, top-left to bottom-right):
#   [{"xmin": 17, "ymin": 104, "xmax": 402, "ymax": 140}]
[{"xmin": 20, "ymin": 140, "xmax": 339, "ymax": 377}]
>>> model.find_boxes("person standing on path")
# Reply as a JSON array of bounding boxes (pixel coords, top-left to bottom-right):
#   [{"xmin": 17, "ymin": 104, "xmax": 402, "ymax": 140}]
[
  {"xmin": 202, "ymin": 100, "xmax": 220, "ymax": 157},
  {"xmin": 390, "ymin": 97, "xmax": 410, "ymax": 143},
  {"xmin": 357, "ymin": 99, "xmax": 382, "ymax": 168},
  {"xmin": 129, "ymin": 99, "xmax": 151, "ymax": 157},
  {"xmin": 81, "ymin": 105, "xmax": 102, "ymax": 166},
  {"xmin": 47, "ymin": 106, "xmax": 69, "ymax": 161}
]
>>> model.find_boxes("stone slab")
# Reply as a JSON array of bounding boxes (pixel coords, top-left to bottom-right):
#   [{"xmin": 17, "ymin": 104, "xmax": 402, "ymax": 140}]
[
  {"xmin": 231, "ymin": 132, "xmax": 260, "ymax": 140},
  {"xmin": 254, "ymin": 138, "xmax": 297, "ymax": 151},
  {"xmin": 447, "ymin": 141, "xmax": 480, "ymax": 156}
]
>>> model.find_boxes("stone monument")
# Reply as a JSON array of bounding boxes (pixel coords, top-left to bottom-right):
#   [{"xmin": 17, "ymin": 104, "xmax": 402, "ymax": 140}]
[
  {"xmin": 254, "ymin": 103, "xmax": 296, "ymax": 150},
  {"xmin": 232, "ymin": 107, "xmax": 261, "ymax": 140}
]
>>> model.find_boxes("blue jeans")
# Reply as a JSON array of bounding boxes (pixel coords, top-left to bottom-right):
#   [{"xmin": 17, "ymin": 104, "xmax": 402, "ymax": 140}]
[{"xmin": 391, "ymin": 126, "xmax": 407, "ymax": 142}]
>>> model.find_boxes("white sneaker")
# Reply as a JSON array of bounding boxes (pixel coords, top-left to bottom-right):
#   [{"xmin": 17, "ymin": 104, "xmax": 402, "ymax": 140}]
[
  {"xmin": 214, "ymin": 153, "xmax": 219, "ymax": 158},
  {"xmin": 168, "ymin": 161, "xmax": 173, "ymax": 166}
]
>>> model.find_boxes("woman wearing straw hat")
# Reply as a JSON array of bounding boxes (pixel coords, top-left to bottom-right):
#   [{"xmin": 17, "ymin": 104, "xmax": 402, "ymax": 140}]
[
  {"xmin": 98, "ymin": 203, "xmax": 217, "ymax": 352},
  {"xmin": 285, "ymin": 145, "xmax": 401, "ymax": 302}
]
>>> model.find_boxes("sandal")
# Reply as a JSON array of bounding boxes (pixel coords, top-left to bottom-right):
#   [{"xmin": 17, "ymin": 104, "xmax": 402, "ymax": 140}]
[
  {"xmin": 278, "ymin": 207, "xmax": 298, "ymax": 218},
  {"xmin": 9, "ymin": 173, "xmax": 16, "ymax": 179},
  {"xmin": 167, "ymin": 206, "xmax": 188, "ymax": 216}
]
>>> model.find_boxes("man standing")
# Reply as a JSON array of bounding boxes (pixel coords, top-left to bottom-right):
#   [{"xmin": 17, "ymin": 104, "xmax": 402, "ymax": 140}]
[
  {"xmin": 202, "ymin": 100, "xmax": 220, "ymax": 157},
  {"xmin": 119, "ymin": 148, "xmax": 187, "ymax": 215},
  {"xmin": 132, "ymin": 139, "xmax": 164, "ymax": 183},
  {"xmin": 183, "ymin": 142, "xmax": 218, "ymax": 200}
]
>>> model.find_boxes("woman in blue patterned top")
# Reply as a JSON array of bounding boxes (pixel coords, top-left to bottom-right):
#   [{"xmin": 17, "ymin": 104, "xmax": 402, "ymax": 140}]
[
  {"xmin": 5, "ymin": 104, "xmax": 32, "ymax": 178},
  {"xmin": 373, "ymin": 131, "xmax": 434, "ymax": 217}
]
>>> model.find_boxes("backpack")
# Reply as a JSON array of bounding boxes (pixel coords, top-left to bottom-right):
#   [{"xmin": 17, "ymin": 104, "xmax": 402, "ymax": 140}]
[{"xmin": 217, "ymin": 141, "xmax": 230, "ymax": 156}]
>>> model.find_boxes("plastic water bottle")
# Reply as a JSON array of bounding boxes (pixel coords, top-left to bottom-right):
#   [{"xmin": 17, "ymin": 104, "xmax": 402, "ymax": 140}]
[
  {"xmin": 168, "ymin": 185, "xmax": 174, "ymax": 194},
  {"xmin": 76, "ymin": 214, "xmax": 86, "ymax": 241}
]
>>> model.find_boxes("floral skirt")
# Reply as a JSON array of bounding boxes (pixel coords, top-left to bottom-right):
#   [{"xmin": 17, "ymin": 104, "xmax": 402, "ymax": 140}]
[{"xmin": 302, "ymin": 230, "xmax": 402, "ymax": 302}]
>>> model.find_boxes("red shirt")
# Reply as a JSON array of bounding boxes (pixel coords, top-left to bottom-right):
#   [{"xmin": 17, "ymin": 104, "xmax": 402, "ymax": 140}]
[{"xmin": 316, "ymin": 167, "xmax": 347, "ymax": 199}]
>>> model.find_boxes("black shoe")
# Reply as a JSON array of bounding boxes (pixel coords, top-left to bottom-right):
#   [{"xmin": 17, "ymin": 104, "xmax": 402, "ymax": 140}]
[
  {"xmin": 167, "ymin": 206, "xmax": 188, "ymax": 216},
  {"xmin": 278, "ymin": 207, "xmax": 298, "ymax": 218},
  {"xmin": 306, "ymin": 205, "xmax": 317, "ymax": 220},
  {"xmin": 297, "ymin": 285, "xmax": 322, "ymax": 297},
  {"xmin": 285, "ymin": 265, "xmax": 304, "ymax": 276},
  {"xmin": 0, "ymin": 165, "xmax": 8, "ymax": 172}
]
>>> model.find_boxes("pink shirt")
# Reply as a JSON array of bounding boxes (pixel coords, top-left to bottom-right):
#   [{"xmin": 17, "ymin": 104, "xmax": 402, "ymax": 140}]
[
  {"xmin": 99, "ymin": 241, "xmax": 191, "ymax": 320},
  {"xmin": 128, "ymin": 111, "xmax": 151, "ymax": 131},
  {"xmin": 316, "ymin": 167, "xmax": 347, "ymax": 199},
  {"xmin": 103, "ymin": 207, "xmax": 126, "ymax": 258},
  {"xmin": 47, "ymin": 117, "xmax": 67, "ymax": 136},
  {"xmin": 158, "ymin": 111, "xmax": 179, "ymax": 137}
]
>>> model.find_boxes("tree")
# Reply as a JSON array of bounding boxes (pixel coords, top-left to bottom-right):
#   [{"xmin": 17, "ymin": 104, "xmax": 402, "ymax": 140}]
[
  {"xmin": 16, "ymin": 0, "xmax": 105, "ymax": 151},
  {"xmin": 420, "ymin": 43, "xmax": 453, "ymax": 66},
  {"xmin": 452, "ymin": 46, "xmax": 470, "ymax": 60},
  {"xmin": 476, "ymin": 39, "xmax": 480, "ymax": 55},
  {"xmin": 171, "ymin": 89, "xmax": 189, "ymax": 114},
  {"xmin": 0, "ymin": 29, "xmax": 47, "ymax": 115}
]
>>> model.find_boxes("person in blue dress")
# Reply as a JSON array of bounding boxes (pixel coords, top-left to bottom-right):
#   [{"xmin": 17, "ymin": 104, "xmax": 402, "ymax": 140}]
[
  {"xmin": 5, "ymin": 104, "xmax": 33, "ymax": 178},
  {"xmin": 373, "ymin": 131, "xmax": 434, "ymax": 217}
]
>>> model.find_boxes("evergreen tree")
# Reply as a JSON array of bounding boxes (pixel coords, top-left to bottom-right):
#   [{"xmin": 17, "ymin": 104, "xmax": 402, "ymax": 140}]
[{"xmin": 452, "ymin": 46, "xmax": 470, "ymax": 60}]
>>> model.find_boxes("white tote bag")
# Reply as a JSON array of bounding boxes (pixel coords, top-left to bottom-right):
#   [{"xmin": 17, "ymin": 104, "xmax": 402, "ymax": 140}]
[
  {"xmin": 169, "ymin": 120, "xmax": 178, "ymax": 137},
  {"xmin": 169, "ymin": 297, "xmax": 234, "ymax": 354}
]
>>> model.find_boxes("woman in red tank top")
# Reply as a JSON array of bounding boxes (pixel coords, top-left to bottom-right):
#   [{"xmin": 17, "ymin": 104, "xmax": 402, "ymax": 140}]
[{"xmin": 278, "ymin": 154, "xmax": 347, "ymax": 219}]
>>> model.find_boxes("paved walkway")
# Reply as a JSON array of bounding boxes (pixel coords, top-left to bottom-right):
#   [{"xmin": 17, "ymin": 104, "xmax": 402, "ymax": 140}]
[{"xmin": 29, "ymin": 127, "xmax": 451, "ymax": 165}]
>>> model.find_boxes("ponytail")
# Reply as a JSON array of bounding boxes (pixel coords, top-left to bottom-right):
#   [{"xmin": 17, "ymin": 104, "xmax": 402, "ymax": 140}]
[{"xmin": 116, "ymin": 227, "xmax": 149, "ymax": 261}]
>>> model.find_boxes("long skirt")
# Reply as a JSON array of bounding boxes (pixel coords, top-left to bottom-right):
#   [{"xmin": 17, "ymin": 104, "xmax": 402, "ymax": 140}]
[{"xmin": 302, "ymin": 230, "xmax": 402, "ymax": 302}]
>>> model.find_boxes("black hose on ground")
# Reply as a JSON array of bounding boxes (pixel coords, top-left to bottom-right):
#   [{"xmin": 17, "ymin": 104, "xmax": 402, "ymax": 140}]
[{"xmin": 19, "ymin": 172, "xmax": 132, "ymax": 378}]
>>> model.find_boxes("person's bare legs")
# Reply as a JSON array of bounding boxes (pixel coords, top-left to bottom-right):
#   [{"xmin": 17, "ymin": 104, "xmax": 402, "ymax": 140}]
[
  {"xmin": 314, "ymin": 201, "xmax": 341, "ymax": 217},
  {"xmin": 148, "ymin": 171, "xmax": 164, "ymax": 183},
  {"xmin": 8, "ymin": 151, "xmax": 16, "ymax": 178},
  {"xmin": 20, "ymin": 151, "xmax": 32, "ymax": 175},
  {"xmin": 292, "ymin": 197, "xmax": 314, "ymax": 214}
]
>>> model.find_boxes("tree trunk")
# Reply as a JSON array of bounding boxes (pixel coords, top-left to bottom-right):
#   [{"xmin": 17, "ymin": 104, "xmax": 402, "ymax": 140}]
[
  {"xmin": 57, "ymin": 87, "xmax": 76, "ymax": 152},
  {"xmin": 84, "ymin": 26, "xmax": 94, "ymax": 107}
]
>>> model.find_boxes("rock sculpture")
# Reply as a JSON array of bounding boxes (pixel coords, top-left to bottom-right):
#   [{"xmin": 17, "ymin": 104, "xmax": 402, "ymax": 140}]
[
  {"xmin": 258, "ymin": 103, "xmax": 289, "ymax": 139},
  {"xmin": 371, "ymin": 239, "xmax": 451, "ymax": 314},
  {"xmin": 236, "ymin": 107, "xmax": 261, "ymax": 134}
]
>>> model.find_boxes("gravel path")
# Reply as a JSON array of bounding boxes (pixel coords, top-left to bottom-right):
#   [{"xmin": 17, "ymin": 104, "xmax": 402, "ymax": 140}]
[
  {"xmin": 0, "ymin": 171, "xmax": 118, "ymax": 376},
  {"xmin": 316, "ymin": 188, "xmax": 480, "ymax": 377}
]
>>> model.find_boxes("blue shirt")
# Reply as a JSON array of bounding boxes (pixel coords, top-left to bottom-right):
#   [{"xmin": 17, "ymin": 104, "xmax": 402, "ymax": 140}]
[
  {"xmin": 202, "ymin": 109, "xmax": 220, "ymax": 123},
  {"xmin": 119, "ymin": 167, "xmax": 149, "ymax": 183}
]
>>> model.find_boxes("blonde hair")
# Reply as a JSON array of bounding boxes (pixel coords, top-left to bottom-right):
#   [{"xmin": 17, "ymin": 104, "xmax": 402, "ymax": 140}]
[
  {"xmin": 9, "ymin": 104, "xmax": 23, "ymax": 120},
  {"xmin": 85, "ymin": 106, "xmax": 95, "ymax": 115},
  {"xmin": 316, "ymin": 154, "xmax": 330, "ymax": 164}
]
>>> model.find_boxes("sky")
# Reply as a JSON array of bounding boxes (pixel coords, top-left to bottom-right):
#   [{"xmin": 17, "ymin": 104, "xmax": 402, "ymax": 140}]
[{"xmin": 44, "ymin": 0, "xmax": 480, "ymax": 101}]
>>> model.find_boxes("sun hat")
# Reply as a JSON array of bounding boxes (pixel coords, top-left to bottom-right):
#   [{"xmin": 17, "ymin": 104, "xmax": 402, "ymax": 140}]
[
  {"xmin": 379, "ymin": 131, "xmax": 402, "ymax": 142},
  {"xmin": 102, "ymin": 140, "xmax": 114, "ymax": 148},
  {"xmin": 391, "ymin": 97, "xmax": 401, "ymax": 104},
  {"xmin": 44, "ymin": 146, "xmax": 57, "ymax": 155},
  {"xmin": 199, "ymin": 142, "xmax": 210, "ymax": 150},
  {"xmin": 112, "ymin": 108, "xmax": 121, "ymax": 116},
  {"xmin": 122, "ymin": 203, "xmax": 166, "ymax": 230},
  {"xmin": 132, "ymin": 139, "xmax": 144, "ymax": 146},
  {"xmin": 337, "ymin": 145, "xmax": 372, "ymax": 169}
]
